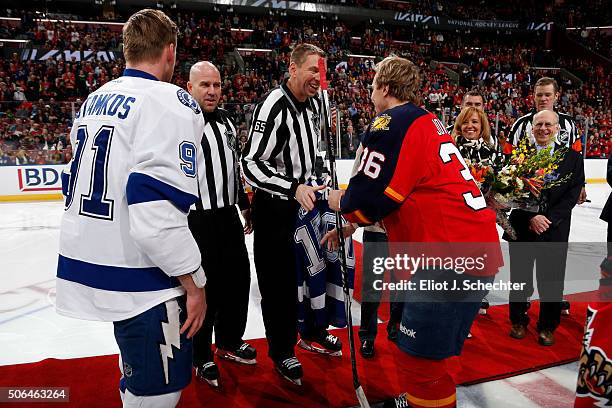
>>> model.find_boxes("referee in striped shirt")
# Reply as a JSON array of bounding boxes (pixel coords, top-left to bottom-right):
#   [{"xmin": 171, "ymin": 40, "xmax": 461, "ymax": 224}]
[
  {"xmin": 507, "ymin": 77, "xmax": 587, "ymax": 205},
  {"xmin": 187, "ymin": 61, "xmax": 255, "ymax": 387},
  {"xmin": 508, "ymin": 77, "xmax": 578, "ymax": 150},
  {"xmin": 241, "ymin": 43, "xmax": 326, "ymax": 384}
]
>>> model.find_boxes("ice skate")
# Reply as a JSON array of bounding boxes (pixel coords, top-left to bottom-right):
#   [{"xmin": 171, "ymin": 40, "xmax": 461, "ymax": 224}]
[
  {"xmin": 382, "ymin": 392, "xmax": 411, "ymax": 408},
  {"xmin": 195, "ymin": 361, "xmax": 219, "ymax": 388},
  {"xmin": 298, "ymin": 332, "xmax": 342, "ymax": 357},
  {"xmin": 275, "ymin": 356, "xmax": 303, "ymax": 386},
  {"xmin": 479, "ymin": 298, "xmax": 490, "ymax": 315},
  {"xmin": 216, "ymin": 342, "xmax": 257, "ymax": 365}
]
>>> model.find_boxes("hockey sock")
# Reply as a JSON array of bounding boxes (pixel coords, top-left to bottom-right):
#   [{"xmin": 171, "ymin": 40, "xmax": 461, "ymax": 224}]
[{"xmin": 397, "ymin": 353, "xmax": 456, "ymax": 408}]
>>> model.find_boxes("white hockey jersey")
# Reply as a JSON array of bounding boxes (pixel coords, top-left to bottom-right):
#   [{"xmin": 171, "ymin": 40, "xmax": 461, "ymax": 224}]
[{"xmin": 56, "ymin": 69, "xmax": 206, "ymax": 322}]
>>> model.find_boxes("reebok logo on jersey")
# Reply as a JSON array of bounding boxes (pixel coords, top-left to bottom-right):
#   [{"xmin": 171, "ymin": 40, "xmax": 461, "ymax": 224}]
[
  {"xmin": 400, "ymin": 323, "xmax": 416, "ymax": 338},
  {"xmin": 176, "ymin": 89, "xmax": 201, "ymax": 114}
]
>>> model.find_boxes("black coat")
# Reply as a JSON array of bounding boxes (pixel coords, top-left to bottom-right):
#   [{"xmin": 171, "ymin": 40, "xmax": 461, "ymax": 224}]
[
  {"xmin": 504, "ymin": 148, "xmax": 585, "ymax": 243},
  {"xmin": 600, "ymin": 153, "xmax": 612, "ymax": 222},
  {"xmin": 456, "ymin": 136, "xmax": 501, "ymax": 165}
]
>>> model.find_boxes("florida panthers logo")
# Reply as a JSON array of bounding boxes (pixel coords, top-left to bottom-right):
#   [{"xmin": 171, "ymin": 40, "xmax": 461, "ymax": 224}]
[
  {"xmin": 576, "ymin": 307, "xmax": 612, "ymax": 406},
  {"xmin": 371, "ymin": 114, "xmax": 391, "ymax": 132}
]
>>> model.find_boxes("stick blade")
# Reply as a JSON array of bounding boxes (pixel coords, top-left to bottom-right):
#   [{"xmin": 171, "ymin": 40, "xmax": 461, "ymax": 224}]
[{"xmin": 356, "ymin": 385, "xmax": 371, "ymax": 408}]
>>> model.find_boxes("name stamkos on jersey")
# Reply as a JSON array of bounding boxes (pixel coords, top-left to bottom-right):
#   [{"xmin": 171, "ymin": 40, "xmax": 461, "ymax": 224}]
[{"xmin": 176, "ymin": 89, "xmax": 201, "ymax": 115}]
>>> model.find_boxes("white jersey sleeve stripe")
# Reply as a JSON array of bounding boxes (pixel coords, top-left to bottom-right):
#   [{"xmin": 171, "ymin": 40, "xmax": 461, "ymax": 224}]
[
  {"xmin": 126, "ymin": 172, "xmax": 198, "ymax": 213},
  {"xmin": 57, "ymin": 254, "xmax": 180, "ymax": 292}
]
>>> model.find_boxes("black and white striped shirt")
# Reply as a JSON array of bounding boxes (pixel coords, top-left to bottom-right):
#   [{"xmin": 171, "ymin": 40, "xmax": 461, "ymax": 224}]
[
  {"xmin": 508, "ymin": 110, "xmax": 578, "ymax": 150},
  {"xmin": 197, "ymin": 108, "xmax": 249, "ymax": 210},
  {"xmin": 241, "ymin": 80, "xmax": 321, "ymax": 198}
]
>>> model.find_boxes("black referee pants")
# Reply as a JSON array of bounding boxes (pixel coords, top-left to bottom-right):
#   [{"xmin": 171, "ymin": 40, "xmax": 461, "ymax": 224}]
[
  {"xmin": 188, "ymin": 206, "xmax": 251, "ymax": 365},
  {"xmin": 359, "ymin": 230, "xmax": 403, "ymax": 343},
  {"xmin": 252, "ymin": 190, "xmax": 300, "ymax": 362}
]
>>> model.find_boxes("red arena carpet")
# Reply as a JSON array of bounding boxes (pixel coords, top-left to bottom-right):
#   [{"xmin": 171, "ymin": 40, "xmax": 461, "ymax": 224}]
[
  {"xmin": 0, "ymin": 302, "xmax": 586, "ymax": 407},
  {"xmin": 0, "ymin": 242, "xmax": 589, "ymax": 408}
]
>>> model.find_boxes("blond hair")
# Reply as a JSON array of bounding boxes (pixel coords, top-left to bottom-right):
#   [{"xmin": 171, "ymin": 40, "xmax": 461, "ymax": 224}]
[
  {"xmin": 535, "ymin": 77, "xmax": 559, "ymax": 93},
  {"xmin": 290, "ymin": 43, "xmax": 326, "ymax": 67},
  {"xmin": 452, "ymin": 107, "xmax": 492, "ymax": 146},
  {"xmin": 122, "ymin": 9, "xmax": 177, "ymax": 65},
  {"xmin": 373, "ymin": 56, "xmax": 420, "ymax": 104}
]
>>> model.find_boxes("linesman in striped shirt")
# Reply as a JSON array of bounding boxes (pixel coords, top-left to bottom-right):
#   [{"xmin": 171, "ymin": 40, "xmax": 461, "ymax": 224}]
[
  {"xmin": 508, "ymin": 77, "xmax": 579, "ymax": 150},
  {"xmin": 187, "ymin": 61, "xmax": 255, "ymax": 388},
  {"xmin": 241, "ymin": 44, "xmax": 327, "ymax": 385}
]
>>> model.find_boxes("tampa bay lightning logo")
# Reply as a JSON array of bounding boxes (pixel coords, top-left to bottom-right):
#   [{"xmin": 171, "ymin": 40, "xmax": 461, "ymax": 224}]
[{"xmin": 176, "ymin": 89, "xmax": 201, "ymax": 115}]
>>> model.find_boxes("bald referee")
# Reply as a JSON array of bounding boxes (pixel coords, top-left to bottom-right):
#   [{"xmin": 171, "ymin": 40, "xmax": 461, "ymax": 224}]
[
  {"xmin": 241, "ymin": 43, "xmax": 326, "ymax": 385},
  {"xmin": 187, "ymin": 61, "xmax": 255, "ymax": 388}
]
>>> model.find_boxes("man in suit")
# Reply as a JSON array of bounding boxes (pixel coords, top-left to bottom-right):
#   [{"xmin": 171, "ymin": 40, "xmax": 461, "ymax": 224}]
[{"xmin": 506, "ymin": 109, "xmax": 585, "ymax": 346}]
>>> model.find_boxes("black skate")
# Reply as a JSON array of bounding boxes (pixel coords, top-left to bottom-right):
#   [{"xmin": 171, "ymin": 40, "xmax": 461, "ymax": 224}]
[
  {"xmin": 383, "ymin": 392, "xmax": 411, "ymax": 408},
  {"xmin": 297, "ymin": 331, "xmax": 342, "ymax": 357},
  {"xmin": 561, "ymin": 300, "xmax": 570, "ymax": 316},
  {"xmin": 216, "ymin": 342, "xmax": 257, "ymax": 365},
  {"xmin": 479, "ymin": 298, "xmax": 490, "ymax": 315},
  {"xmin": 275, "ymin": 356, "xmax": 303, "ymax": 386},
  {"xmin": 195, "ymin": 361, "xmax": 219, "ymax": 388}
]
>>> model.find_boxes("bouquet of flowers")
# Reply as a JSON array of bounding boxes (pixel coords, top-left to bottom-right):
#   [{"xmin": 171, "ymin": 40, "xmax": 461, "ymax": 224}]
[{"xmin": 467, "ymin": 137, "xmax": 570, "ymax": 240}]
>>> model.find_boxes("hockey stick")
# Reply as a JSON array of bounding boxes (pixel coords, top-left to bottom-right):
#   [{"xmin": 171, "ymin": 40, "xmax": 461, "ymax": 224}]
[{"xmin": 318, "ymin": 57, "xmax": 371, "ymax": 408}]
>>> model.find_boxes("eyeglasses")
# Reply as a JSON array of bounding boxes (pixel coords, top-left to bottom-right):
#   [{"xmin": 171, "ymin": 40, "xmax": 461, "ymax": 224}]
[{"xmin": 533, "ymin": 122, "xmax": 558, "ymax": 128}]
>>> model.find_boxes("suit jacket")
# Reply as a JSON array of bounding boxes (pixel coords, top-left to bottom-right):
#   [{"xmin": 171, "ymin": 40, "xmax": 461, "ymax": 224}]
[
  {"xmin": 600, "ymin": 153, "xmax": 612, "ymax": 222},
  {"xmin": 505, "ymin": 148, "xmax": 585, "ymax": 243}
]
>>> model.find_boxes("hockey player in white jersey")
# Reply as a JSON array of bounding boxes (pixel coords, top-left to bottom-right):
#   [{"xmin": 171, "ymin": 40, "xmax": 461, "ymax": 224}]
[{"xmin": 55, "ymin": 9, "xmax": 207, "ymax": 408}]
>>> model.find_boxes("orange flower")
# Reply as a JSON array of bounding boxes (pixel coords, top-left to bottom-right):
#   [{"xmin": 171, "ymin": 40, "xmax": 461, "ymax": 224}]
[
  {"xmin": 502, "ymin": 140, "xmax": 514, "ymax": 155},
  {"xmin": 473, "ymin": 167, "xmax": 486, "ymax": 183}
]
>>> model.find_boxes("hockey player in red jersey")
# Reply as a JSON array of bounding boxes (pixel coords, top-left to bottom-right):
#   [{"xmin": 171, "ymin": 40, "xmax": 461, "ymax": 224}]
[
  {"xmin": 325, "ymin": 56, "xmax": 503, "ymax": 408},
  {"xmin": 574, "ymin": 259, "xmax": 612, "ymax": 407},
  {"xmin": 575, "ymin": 154, "xmax": 612, "ymax": 406}
]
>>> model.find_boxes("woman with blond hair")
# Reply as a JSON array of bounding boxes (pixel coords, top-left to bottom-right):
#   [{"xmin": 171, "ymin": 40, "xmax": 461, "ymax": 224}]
[
  {"xmin": 452, "ymin": 107, "xmax": 502, "ymax": 322},
  {"xmin": 452, "ymin": 106, "xmax": 501, "ymax": 165}
]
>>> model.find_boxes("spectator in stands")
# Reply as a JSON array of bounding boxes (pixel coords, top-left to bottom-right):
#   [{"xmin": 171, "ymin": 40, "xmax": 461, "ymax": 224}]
[
  {"xmin": 13, "ymin": 86, "xmax": 26, "ymax": 101},
  {"xmin": 0, "ymin": 6, "xmax": 610, "ymax": 167}
]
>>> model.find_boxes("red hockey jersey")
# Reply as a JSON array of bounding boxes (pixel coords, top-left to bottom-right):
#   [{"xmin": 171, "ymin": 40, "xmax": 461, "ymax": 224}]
[
  {"xmin": 575, "ymin": 299, "xmax": 612, "ymax": 407},
  {"xmin": 341, "ymin": 102, "xmax": 502, "ymax": 277}
]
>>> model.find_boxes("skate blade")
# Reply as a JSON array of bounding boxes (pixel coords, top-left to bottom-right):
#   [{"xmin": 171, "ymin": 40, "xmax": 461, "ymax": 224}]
[
  {"xmin": 216, "ymin": 350, "xmax": 257, "ymax": 365},
  {"xmin": 275, "ymin": 368, "xmax": 302, "ymax": 386},
  {"xmin": 205, "ymin": 379, "xmax": 219, "ymax": 388},
  {"xmin": 297, "ymin": 339, "xmax": 342, "ymax": 357}
]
